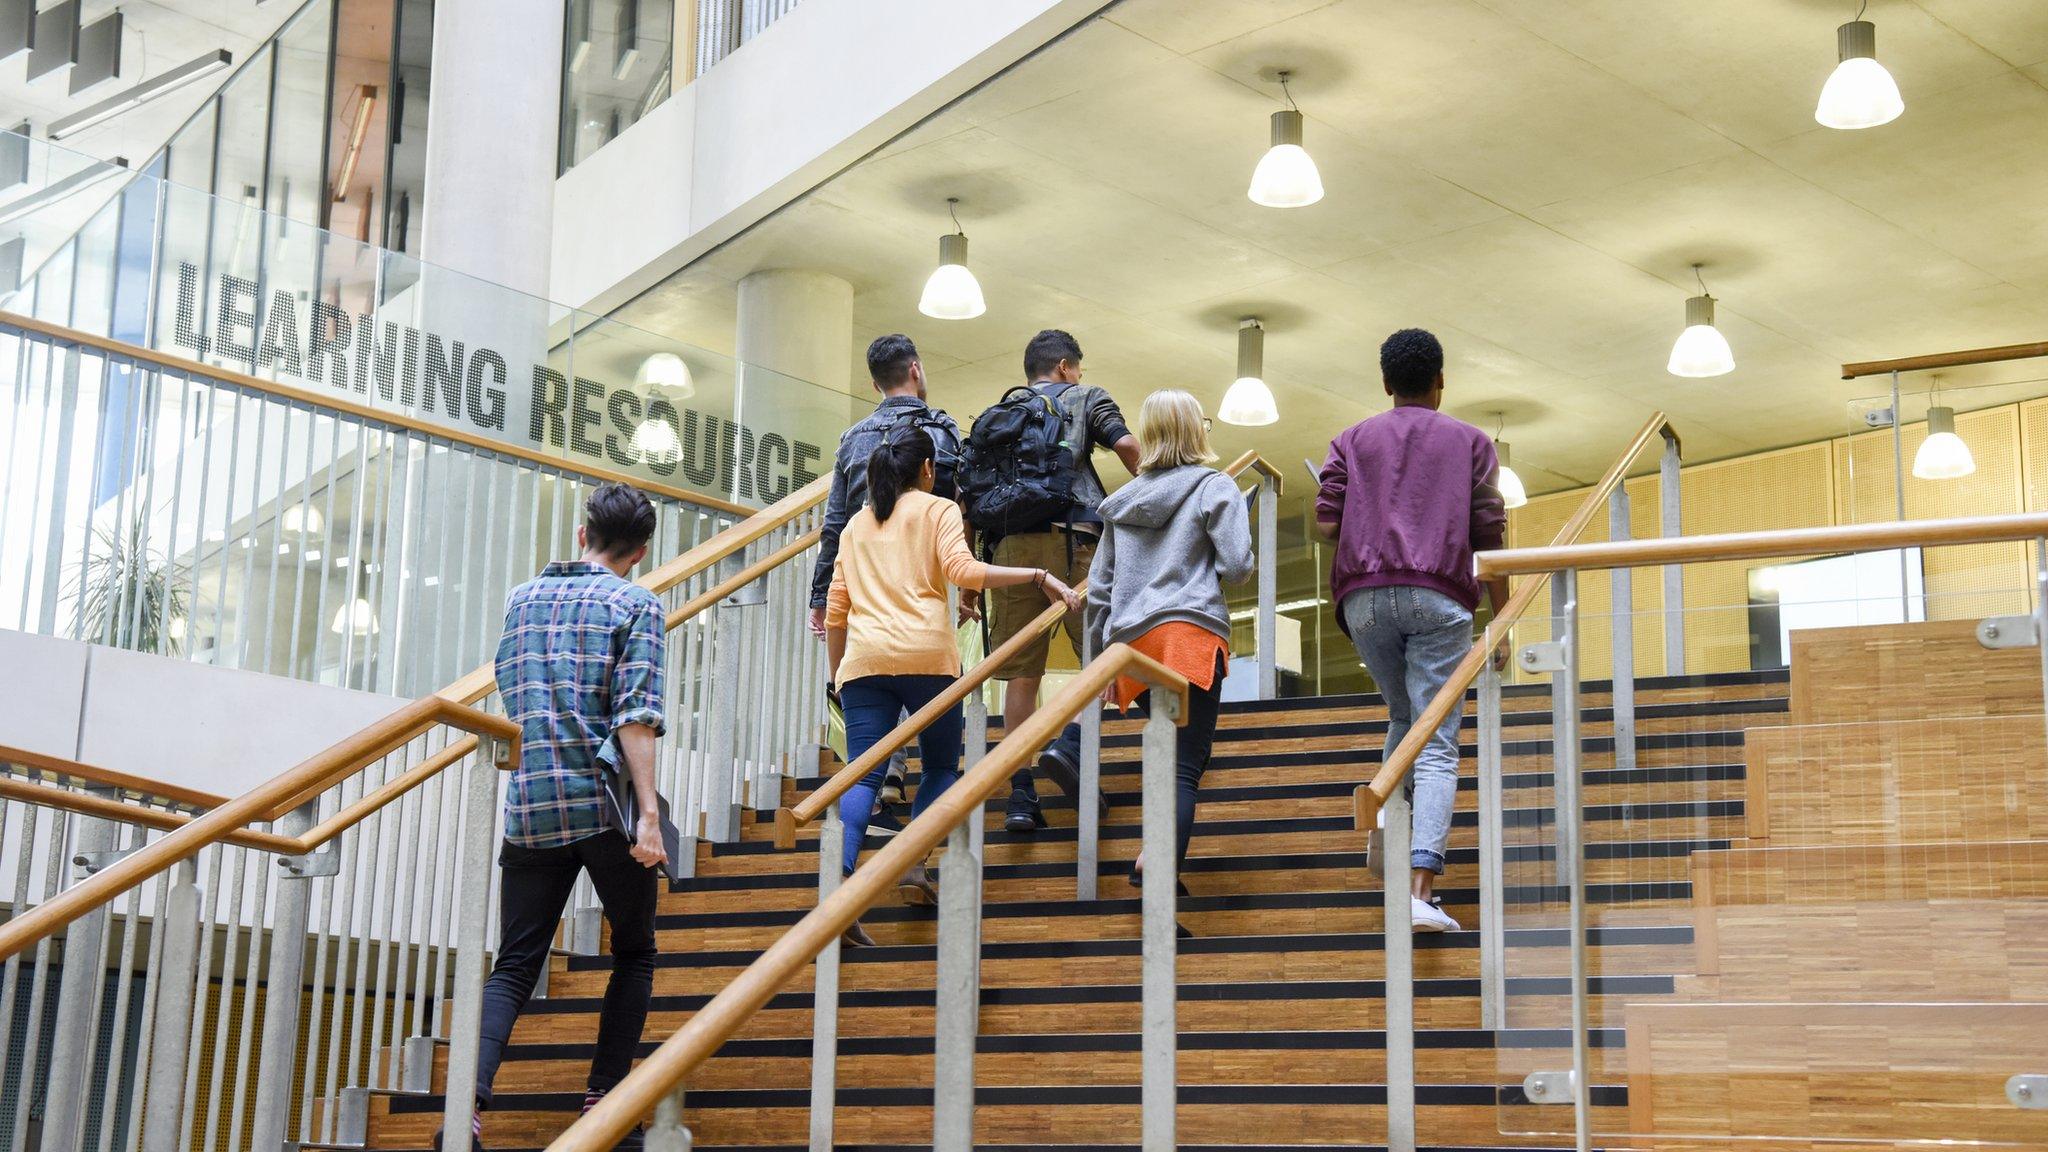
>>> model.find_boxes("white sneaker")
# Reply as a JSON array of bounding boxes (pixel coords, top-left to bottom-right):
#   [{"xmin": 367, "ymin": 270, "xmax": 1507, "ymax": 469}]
[{"xmin": 1411, "ymin": 896, "xmax": 1460, "ymax": 933}]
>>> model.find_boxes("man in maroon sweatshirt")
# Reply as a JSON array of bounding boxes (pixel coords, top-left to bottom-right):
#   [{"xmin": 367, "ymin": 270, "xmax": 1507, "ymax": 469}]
[{"xmin": 1315, "ymin": 328, "xmax": 1510, "ymax": 933}]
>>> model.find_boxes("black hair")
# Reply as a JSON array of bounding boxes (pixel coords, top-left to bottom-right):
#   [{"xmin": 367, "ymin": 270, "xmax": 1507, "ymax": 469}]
[
  {"xmin": 866, "ymin": 427, "xmax": 935, "ymax": 524},
  {"xmin": 1379, "ymin": 328, "xmax": 1445, "ymax": 398},
  {"xmin": 1023, "ymin": 329, "xmax": 1083, "ymax": 381},
  {"xmin": 584, "ymin": 482, "xmax": 657, "ymax": 558},
  {"xmin": 867, "ymin": 334, "xmax": 919, "ymax": 389}
]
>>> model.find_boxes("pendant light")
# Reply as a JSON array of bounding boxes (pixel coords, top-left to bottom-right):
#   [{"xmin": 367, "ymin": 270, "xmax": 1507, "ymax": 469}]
[
  {"xmin": 1667, "ymin": 264, "xmax": 1735, "ymax": 378},
  {"xmin": 1913, "ymin": 379, "xmax": 1974, "ymax": 480},
  {"xmin": 1247, "ymin": 71, "xmax": 1324, "ymax": 209},
  {"xmin": 629, "ymin": 352, "xmax": 692, "ymax": 466},
  {"xmin": 1815, "ymin": 3, "xmax": 1904, "ymax": 130},
  {"xmin": 1490, "ymin": 413, "xmax": 1529, "ymax": 510},
  {"xmin": 329, "ymin": 596, "xmax": 379, "ymax": 636},
  {"xmin": 917, "ymin": 197, "xmax": 986, "ymax": 320},
  {"xmin": 1218, "ymin": 318, "xmax": 1280, "ymax": 427}
]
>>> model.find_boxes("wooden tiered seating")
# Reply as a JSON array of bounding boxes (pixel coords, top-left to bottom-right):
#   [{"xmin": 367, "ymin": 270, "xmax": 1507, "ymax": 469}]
[{"xmin": 336, "ymin": 670, "xmax": 1787, "ymax": 1151}]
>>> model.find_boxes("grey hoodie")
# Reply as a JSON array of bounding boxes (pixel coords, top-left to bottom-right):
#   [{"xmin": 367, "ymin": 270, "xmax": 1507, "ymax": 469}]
[{"xmin": 1085, "ymin": 465, "xmax": 1255, "ymax": 656}]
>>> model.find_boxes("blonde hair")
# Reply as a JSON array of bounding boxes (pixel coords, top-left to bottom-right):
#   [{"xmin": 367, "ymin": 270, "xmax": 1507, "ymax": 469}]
[{"xmin": 1136, "ymin": 389, "xmax": 1219, "ymax": 472}]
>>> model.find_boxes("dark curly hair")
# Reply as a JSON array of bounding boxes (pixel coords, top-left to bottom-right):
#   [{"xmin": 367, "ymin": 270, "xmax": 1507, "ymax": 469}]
[
  {"xmin": 1379, "ymin": 328, "xmax": 1444, "ymax": 398},
  {"xmin": 584, "ymin": 482, "xmax": 657, "ymax": 558}
]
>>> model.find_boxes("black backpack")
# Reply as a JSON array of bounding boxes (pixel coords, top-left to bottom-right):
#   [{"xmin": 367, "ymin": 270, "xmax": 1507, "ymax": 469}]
[
  {"xmin": 879, "ymin": 406, "xmax": 962, "ymax": 500},
  {"xmin": 959, "ymin": 383, "xmax": 1078, "ymax": 538}
]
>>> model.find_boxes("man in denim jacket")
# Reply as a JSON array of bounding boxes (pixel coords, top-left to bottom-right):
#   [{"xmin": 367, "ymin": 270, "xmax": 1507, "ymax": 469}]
[{"xmin": 807, "ymin": 334, "xmax": 963, "ymax": 813}]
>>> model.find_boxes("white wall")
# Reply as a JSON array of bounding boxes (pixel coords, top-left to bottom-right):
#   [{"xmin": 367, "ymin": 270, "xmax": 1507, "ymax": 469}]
[
  {"xmin": 0, "ymin": 628, "xmax": 405, "ymax": 798},
  {"xmin": 551, "ymin": 0, "xmax": 1110, "ymax": 317}
]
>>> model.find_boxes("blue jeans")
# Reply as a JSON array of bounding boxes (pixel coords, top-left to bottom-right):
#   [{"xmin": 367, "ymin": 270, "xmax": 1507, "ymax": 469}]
[
  {"xmin": 1343, "ymin": 586, "xmax": 1471, "ymax": 874},
  {"xmin": 838, "ymin": 674, "xmax": 964, "ymax": 875}
]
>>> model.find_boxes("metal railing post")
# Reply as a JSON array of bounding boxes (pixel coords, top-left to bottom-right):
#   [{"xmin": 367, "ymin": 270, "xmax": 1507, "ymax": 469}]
[
  {"xmin": 1078, "ymin": 631, "xmax": 1102, "ymax": 900},
  {"xmin": 38, "ymin": 809, "xmax": 114, "ymax": 1152},
  {"xmin": 931, "ymin": 792, "xmax": 984, "ymax": 1151},
  {"xmin": 1609, "ymin": 488, "xmax": 1636, "ymax": 773},
  {"xmin": 1549, "ymin": 575, "xmax": 1571, "ymax": 887},
  {"xmin": 1382, "ymin": 782, "xmax": 1416, "ymax": 1152},
  {"xmin": 704, "ymin": 555, "xmax": 749, "ymax": 843},
  {"xmin": 440, "ymin": 740, "xmax": 506, "ymax": 1148},
  {"xmin": 251, "ymin": 801, "xmax": 320, "ymax": 1150},
  {"xmin": 1139, "ymin": 695, "xmax": 1181, "ymax": 1152},
  {"xmin": 808, "ymin": 805, "xmax": 844, "ymax": 1152},
  {"xmin": 2035, "ymin": 539, "xmax": 2048, "ymax": 733},
  {"xmin": 646, "ymin": 1084, "xmax": 692, "ymax": 1151},
  {"xmin": 1476, "ymin": 658, "xmax": 1506, "ymax": 1031},
  {"xmin": 1659, "ymin": 431, "xmax": 1684, "ymax": 676},
  {"xmin": 140, "ymin": 859, "xmax": 200, "ymax": 1152},
  {"xmin": 1557, "ymin": 569, "xmax": 1592, "ymax": 1152},
  {"xmin": 1257, "ymin": 474, "xmax": 1279, "ymax": 700}
]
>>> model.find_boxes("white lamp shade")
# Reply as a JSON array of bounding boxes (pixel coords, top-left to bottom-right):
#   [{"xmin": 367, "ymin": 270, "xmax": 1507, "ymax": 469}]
[
  {"xmin": 1248, "ymin": 144, "xmax": 1323, "ymax": 208},
  {"xmin": 1816, "ymin": 57, "xmax": 1903, "ymax": 130},
  {"xmin": 282, "ymin": 505, "xmax": 324, "ymax": 535},
  {"xmin": 630, "ymin": 416, "xmax": 683, "ymax": 466},
  {"xmin": 918, "ymin": 262, "xmax": 985, "ymax": 320},
  {"xmin": 1497, "ymin": 463, "xmax": 1529, "ymax": 510},
  {"xmin": 1218, "ymin": 375, "xmax": 1279, "ymax": 426},
  {"xmin": 1913, "ymin": 407, "xmax": 1975, "ymax": 480},
  {"xmin": 330, "ymin": 597, "xmax": 380, "ymax": 636},
  {"xmin": 1667, "ymin": 324, "xmax": 1735, "ymax": 377},
  {"xmin": 636, "ymin": 352, "xmax": 694, "ymax": 398}
]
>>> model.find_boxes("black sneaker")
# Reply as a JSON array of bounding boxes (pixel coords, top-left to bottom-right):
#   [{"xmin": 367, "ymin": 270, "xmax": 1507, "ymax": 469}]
[
  {"xmin": 866, "ymin": 806, "xmax": 904, "ymax": 839},
  {"xmin": 1004, "ymin": 787, "xmax": 1047, "ymax": 833},
  {"xmin": 1038, "ymin": 744, "xmax": 1109, "ymax": 821}
]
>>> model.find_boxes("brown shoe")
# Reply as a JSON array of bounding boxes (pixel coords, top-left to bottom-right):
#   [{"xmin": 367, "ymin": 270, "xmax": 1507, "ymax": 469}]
[
  {"xmin": 841, "ymin": 920, "xmax": 877, "ymax": 948},
  {"xmin": 897, "ymin": 864, "xmax": 939, "ymax": 907}
]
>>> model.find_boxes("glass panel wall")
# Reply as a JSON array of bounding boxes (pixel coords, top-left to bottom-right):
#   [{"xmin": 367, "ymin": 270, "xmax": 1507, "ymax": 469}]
[{"xmin": 560, "ymin": 0, "xmax": 677, "ymax": 172}]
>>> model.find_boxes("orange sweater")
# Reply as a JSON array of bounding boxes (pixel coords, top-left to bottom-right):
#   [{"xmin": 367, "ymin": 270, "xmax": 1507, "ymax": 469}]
[{"xmin": 826, "ymin": 491, "xmax": 991, "ymax": 685}]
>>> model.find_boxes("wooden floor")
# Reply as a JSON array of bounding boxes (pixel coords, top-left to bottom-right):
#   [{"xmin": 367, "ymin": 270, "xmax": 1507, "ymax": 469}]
[{"xmin": 331, "ymin": 638, "xmax": 2048, "ymax": 1152}]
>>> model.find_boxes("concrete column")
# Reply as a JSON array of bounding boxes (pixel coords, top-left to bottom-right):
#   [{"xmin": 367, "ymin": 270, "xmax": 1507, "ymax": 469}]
[
  {"xmin": 420, "ymin": 0, "xmax": 564, "ymax": 297},
  {"xmin": 733, "ymin": 269, "xmax": 855, "ymax": 503}
]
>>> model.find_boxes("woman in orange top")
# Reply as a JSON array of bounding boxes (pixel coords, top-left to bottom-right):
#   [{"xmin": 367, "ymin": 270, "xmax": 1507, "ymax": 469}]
[
  {"xmin": 1084, "ymin": 390, "xmax": 1255, "ymax": 894},
  {"xmin": 827, "ymin": 427, "xmax": 1080, "ymax": 911}
]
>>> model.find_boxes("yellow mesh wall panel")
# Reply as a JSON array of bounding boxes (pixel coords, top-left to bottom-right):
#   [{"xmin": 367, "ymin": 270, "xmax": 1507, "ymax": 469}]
[
  {"xmin": 1834, "ymin": 406, "xmax": 2026, "ymax": 621},
  {"xmin": 1677, "ymin": 443, "xmax": 1836, "ymax": 674},
  {"xmin": 2021, "ymin": 397, "xmax": 2048, "ymax": 512}
]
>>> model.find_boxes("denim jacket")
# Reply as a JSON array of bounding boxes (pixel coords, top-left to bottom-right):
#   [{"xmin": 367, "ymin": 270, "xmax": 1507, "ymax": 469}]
[{"xmin": 808, "ymin": 396, "xmax": 963, "ymax": 608}]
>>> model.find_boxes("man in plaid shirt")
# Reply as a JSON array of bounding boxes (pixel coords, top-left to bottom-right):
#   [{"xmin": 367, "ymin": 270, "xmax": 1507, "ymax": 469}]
[{"xmin": 447, "ymin": 483, "xmax": 668, "ymax": 1152}]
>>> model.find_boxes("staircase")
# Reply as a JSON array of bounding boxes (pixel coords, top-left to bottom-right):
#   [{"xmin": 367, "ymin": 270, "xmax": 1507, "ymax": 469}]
[{"xmin": 341, "ymin": 669, "xmax": 1788, "ymax": 1151}]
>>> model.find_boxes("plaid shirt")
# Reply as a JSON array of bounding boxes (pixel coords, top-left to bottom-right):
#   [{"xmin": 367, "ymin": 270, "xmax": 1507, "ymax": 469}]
[{"xmin": 494, "ymin": 560, "xmax": 667, "ymax": 848}]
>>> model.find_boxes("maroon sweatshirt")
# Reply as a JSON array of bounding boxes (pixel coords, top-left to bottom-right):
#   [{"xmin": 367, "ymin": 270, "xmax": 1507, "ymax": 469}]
[{"xmin": 1316, "ymin": 405, "xmax": 1507, "ymax": 617}]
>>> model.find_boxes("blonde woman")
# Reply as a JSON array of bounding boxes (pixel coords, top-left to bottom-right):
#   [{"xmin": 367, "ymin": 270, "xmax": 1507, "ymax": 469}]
[{"xmin": 1084, "ymin": 390, "xmax": 1254, "ymax": 898}]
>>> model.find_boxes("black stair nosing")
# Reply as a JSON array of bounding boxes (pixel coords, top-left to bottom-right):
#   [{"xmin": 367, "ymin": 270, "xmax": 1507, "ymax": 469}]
[
  {"xmin": 650, "ymin": 873, "xmax": 1700, "ymax": 932},
  {"xmin": 499, "ymin": 1025, "xmax": 1629, "ymax": 1063},
  {"xmin": 391, "ymin": 1080, "xmax": 1630, "ymax": 1112},
  {"xmin": 570, "ymin": 923, "xmax": 1693, "ymax": 972},
  {"xmin": 666, "ymin": 836, "xmax": 1731, "ymax": 898},
  {"xmin": 527, "ymin": 974, "xmax": 1678, "ymax": 1018},
  {"xmin": 724, "ymin": 794, "xmax": 1740, "ymax": 857}
]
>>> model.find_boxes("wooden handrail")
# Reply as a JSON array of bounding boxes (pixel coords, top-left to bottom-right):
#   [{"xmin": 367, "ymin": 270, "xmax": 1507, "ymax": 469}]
[
  {"xmin": 0, "ymin": 775, "xmax": 303, "ymax": 854},
  {"xmin": 555, "ymin": 643, "xmax": 1188, "ymax": 1152},
  {"xmin": 0, "ymin": 696, "xmax": 518, "ymax": 961},
  {"xmin": 0, "ymin": 309, "xmax": 754, "ymax": 517},
  {"xmin": 1841, "ymin": 339, "xmax": 2048, "ymax": 380},
  {"xmin": 1476, "ymin": 511, "xmax": 2048, "ymax": 578},
  {"xmin": 774, "ymin": 450, "xmax": 1282, "ymax": 849},
  {"xmin": 1355, "ymin": 412, "xmax": 1674, "ymax": 822},
  {"xmin": 0, "ymin": 743, "xmax": 230, "ymax": 811},
  {"xmin": 667, "ymin": 528, "xmax": 821, "ymax": 629}
]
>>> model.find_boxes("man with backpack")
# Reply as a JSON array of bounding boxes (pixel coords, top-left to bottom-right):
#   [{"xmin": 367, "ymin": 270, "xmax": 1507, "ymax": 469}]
[
  {"xmin": 809, "ymin": 335, "xmax": 963, "ymax": 844},
  {"xmin": 959, "ymin": 329, "xmax": 1140, "ymax": 832}
]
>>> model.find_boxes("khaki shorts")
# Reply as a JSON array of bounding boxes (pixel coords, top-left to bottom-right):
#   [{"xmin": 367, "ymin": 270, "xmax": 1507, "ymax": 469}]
[{"xmin": 987, "ymin": 531, "xmax": 1096, "ymax": 680}]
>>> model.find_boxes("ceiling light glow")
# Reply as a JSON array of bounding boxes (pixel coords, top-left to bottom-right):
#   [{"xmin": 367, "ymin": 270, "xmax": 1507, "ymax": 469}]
[{"xmin": 1815, "ymin": 18, "xmax": 1903, "ymax": 130}]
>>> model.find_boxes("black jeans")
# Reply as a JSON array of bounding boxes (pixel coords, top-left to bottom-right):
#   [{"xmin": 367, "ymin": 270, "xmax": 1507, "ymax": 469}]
[
  {"xmin": 472, "ymin": 830, "xmax": 658, "ymax": 1105},
  {"xmin": 1143, "ymin": 652, "xmax": 1225, "ymax": 869}
]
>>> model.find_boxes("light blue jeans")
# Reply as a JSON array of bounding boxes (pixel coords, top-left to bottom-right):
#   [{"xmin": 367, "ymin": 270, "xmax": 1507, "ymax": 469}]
[{"xmin": 1343, "ymin": 586, "xmax": 1471, "ymax": 874}]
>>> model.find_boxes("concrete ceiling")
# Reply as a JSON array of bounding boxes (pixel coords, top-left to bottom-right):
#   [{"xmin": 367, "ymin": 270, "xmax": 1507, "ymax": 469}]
[
  {"xmin": 610, "ymin": 0, "xmax": 2048, "ymax": 502},
  {"xmin": 3, "ymin": 0, "xmax": 290, "ymax": 166}
]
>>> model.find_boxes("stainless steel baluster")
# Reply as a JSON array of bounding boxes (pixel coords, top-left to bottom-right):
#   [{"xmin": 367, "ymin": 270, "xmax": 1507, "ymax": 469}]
[
  {"xmin": 1477, "ymin": 657, "xmax": 1507, "ymax": 1032},
  {"xmin": 38, "ymin": 805, "xmax": 115, "ymax": 1152},
  {"xmin": 807, "ymin": 805, "xmax": 844, "ymax": 1152},
  {"xmin": 442, "ymin": 740, "xmax": 509, "ymax": 1148},
  {"xmin": 1556, "ymin": 568, "xmax": 1591, "ymax": 1152},
  {"xmin": 1382, "ymin": 779, "xmax": 1415, "ymax": 1152},
  {"xmin": 1609, "ymin": 488, "xmax": 1636, "ymax": 773},
  {"xmin": 1139, "ymin": 692, "xmax": 1181, "ymax": 1152},
  {"xmin": 140, "ymin": 857, "xmax": 199, "ymax": 1152},
  {"xmin": 251, "ymin": 801, "xmax": 319, "ymax": 1149},
  {"xmin": 1257, "ymin": 473, "xmax": 1279, "ymax": 699},
  {"xmin": 932, "ymin": 700, "xmax": 986, "ymax": 1152}
]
